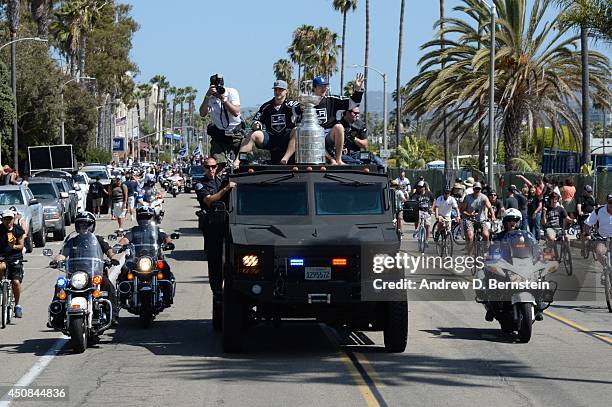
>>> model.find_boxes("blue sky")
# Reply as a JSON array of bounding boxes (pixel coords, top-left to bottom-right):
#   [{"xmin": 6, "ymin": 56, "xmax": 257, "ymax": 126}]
[{"xmin": 125, "ymin": 0, "xmax": 610, "ymax": 108}]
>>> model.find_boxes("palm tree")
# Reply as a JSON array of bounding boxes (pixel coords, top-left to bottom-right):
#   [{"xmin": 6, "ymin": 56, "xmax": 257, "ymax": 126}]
[
  {"xmin": 288, "ymin": 25, "xmax": 316, "ymax": 91},
  {"xmin": 30, "ymin": 0, "xmax": 54, "ymax": 37},
  {"xmin": 185, "ymin": 87, "xmax": 198, "ymax": 144},
  {"xmin": 396, "ymin": 0, "xmax": 405, "ymax": 154},
  {"xmin": 273, "ymin": 58, "xmax": 292, "ymax": 82},
  {"xmin": 332, "ymin": 0, "xmax": 358, "ymax": 93},
  {"xmin": 403, "ymin": 0, "xmax": 610, "ymax": 171},
  {"xmin": 167, "ymin": 86, "xmax": 177, "ymax": 132},
  {"xmin": 363, "ymin": 0, "xmax": 370, "ymax": 118},
  {"xmin": 439, "ymin": 0, "xmax": 450, "ymax": 174},
  {"xmin": 394, "ymin": 134, "xmax": 443, "ymax": 169},
  {"xmin": 137, "ymin": 83, "xmax": 153, "ymax": 126},
  {"xmin": 312, "ymin": 27, "xmax": 339, "ymax": 80},
  {"xmin": 159, "ymin": 77, "xmax": 170, "ymax": 132},
  {"xmin": 7, "ymin": 0, "xmax": 19, "ymax": 167},
  {"xmin": 149, "ymin": 74, "xmax": 167, "ymax": 139}
]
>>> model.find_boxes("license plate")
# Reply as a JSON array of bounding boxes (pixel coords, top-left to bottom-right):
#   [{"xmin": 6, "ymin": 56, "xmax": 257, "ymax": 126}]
[{"xmin": 305, "ymin": 267, "xmax": 331, "ymax": 281}]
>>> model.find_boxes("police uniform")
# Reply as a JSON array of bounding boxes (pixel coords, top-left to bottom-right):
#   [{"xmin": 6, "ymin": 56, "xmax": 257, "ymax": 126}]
[
  {"xmin": 200, "ymin": 175, "xmax": 227, "ymax": 295},
  {"xmin": 253, "ymin": 98, "xmax": 299, "ymax": 163}
]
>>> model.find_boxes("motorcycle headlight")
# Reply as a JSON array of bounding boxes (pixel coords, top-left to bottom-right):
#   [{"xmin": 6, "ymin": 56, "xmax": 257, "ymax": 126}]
[
  {"xmin": 70, "ymin": 272, "xmax": 89, "ymax": 290},
  {"xmin": 137, "ymin": 257, "xmax": 153, "ymax": 273}
]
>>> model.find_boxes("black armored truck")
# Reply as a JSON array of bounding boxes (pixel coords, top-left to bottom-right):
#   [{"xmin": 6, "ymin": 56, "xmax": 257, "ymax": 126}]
[{"xmin": 212, "ymin": 160, "xmax": 407, "ymax": 353}]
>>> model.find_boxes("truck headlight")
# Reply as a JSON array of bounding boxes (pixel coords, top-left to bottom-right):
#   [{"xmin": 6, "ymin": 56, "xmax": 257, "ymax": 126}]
[{"xmin": 43, "ymin": 207, "xmax": 61, "ymax": 219}]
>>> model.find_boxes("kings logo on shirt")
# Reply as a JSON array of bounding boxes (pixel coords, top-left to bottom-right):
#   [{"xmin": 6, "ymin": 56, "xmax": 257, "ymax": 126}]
[
  {"xmin": 271, "ymin": 114, "xmax": 286, "ymax": 132},
  {"xmin": 316, "ymin": 108, "xmax": 327, "ymax": 125}
]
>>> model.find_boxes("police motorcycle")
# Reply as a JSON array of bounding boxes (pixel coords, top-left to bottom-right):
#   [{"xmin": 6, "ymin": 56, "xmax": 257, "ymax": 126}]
[
  {"xmin": 44, "ymin": 233, "xmax": 116, "ymax": 353},
  {"xmin": 136, "ymin": 185, "xmax": 164, "ymax": 224},
  {"xmin": 476, "ymin": 221, "xmax": 558, "ymax": 343},
  {"xmin": 111, "ymin": 215, "xmax": 179, "ymax": 328},
  {"xmin": 166, "ymin": 171, "xmax": 183, "ymax": 198}
]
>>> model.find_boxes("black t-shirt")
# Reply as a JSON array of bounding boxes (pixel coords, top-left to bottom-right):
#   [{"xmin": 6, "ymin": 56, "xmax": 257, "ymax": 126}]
[
  {"xmin": 516, "ymin": 193, "xmax": 528, "ymax": 212},
  {"xmin": 577, "ymin": 194, "xmax": 595, "ymax": 214},
  {"xmin": 491, "ymin": 200, "xmax": 504, "ymax": 218},
  {"xmin": 527, "ymin": 195, "xmax": 542, "ymax": 216},
  {"xmin": 411, "ymin": 191, "xmax": 435, "ymax": 211},
  {"xmin": 89, "ymin": 182, "xmax": 103, "ymax": 198},
  {"xmin": 340, "ymin": 117, "xmax": 368, "ymax": 152},
  {"xmin": 296, "ymin": 91, "xmax": 364, "ymax": 129},
  {"xmin": 0, "ymin": 224, "xmax": 24, "ymax": 260},
  {"xmin": 253, "ymin": 99, "xmax": 298, "ymax": 137},
  {"xmin": 505, "ymin": 196, "xmax": 519, "ymax": 210},
  {"xmin": 544, "ymin": 205, "xmax": 567, "ymax": 228}
]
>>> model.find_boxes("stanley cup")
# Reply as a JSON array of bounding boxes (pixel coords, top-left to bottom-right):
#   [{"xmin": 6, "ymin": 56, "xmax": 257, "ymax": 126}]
[{"xmin": 295, "ymin": 94, "xmax": 325, "ymax": 164}]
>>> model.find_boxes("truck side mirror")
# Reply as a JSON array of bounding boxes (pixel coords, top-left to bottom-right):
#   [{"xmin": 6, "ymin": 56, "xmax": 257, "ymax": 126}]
[
  {"xmin": 60, "ymin": 192, "xmax": 69, "ymax": 199},
  {"xmin": 28, "ymin": 198, "xmax": 39, "ymax": 206}
]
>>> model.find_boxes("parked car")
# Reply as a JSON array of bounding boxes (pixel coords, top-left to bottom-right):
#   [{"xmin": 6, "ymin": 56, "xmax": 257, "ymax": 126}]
[
  {"xmin": 72, "ymin": 171, "xmax": 90, "ymax": 212},
  {"xmin": 32, "ymin": 169, "xmax": 84, "ymax": 217},
  {"xmin": 52, "ymin": 178, "xmax": 77, "ymax": 224},
  {"xmin": 185, "ymin": 165, "xmax": 205, "ymax": 193},
  {"xmin": 27, "ymin": 179, "xmax": 67, "ymax": 241},
  {"xmin": 0, "ymin": 185, "xmax": 46, "ymax": 251}
]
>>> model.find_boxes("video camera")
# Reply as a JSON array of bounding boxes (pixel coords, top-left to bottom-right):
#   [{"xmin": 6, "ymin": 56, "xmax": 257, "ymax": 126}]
[{"xmin": 210, "ymin": 73, "xmax": 225, "ymax": 95}]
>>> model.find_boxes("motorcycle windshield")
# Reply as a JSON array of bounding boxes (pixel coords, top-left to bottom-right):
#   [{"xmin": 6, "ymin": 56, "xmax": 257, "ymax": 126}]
[
  {"xmin": 128, "ymin": 225, "xmax": 160, "ymax": 260},
  {"xmin": 489, "ymin": 230, "xmax": 540, "ymax": 264},
  {"xmin": 63, "ymin": 233, "xmax": 105, "ymax": 276}
]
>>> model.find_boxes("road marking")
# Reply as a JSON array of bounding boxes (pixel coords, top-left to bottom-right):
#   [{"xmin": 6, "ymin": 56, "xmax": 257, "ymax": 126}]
[
  {"xmin": 319, "ymin": 324, "xmax": 386, "ymax": 407},
  {"xmin": 0, "ymin": 336, "xmax": 68, "ymax": 406},
  {"xmin": 544, "ymin": 310, "xmax": 612, "ymax": 345}
]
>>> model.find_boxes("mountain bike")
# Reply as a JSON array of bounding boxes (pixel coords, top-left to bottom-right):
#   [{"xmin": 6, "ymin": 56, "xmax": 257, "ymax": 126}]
[
  {"xmin": 415, "ymin": 211, "xmax": 430, "ymax": 254},
  {"xmin": 0, "ymin": 258, "xmax": 24, "ymax": 329},
  {"xmin": 546, "ymin": 228, "xmax": 573, "ymax": 276},
  {"xmin": 433, "ymin": 216, "xmax": 453, "ymax": 257}
]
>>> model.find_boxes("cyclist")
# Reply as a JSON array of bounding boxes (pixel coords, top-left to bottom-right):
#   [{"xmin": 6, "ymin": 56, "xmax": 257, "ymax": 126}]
[
  {"xmin": 541, "ymin": 192, "xmax": 569, "ymax": 250},
  {"xmin": 411, "ymin": 181, "xmax": 435, "ymax": 246},
  {"xmin": 576, "ymin": 185, "xmax": 596, "ymax": 239},
  {"xmin": 433, "ymin": 186, "xmax": 460, "ymax": 240},
  {"xmin": 584, "ymin": 193, "xmax": 612, "ymax": 271},
  {"xmin": 460, "ymin": 182, "xmax": 496, "ymax": 255},
  {"xmin": 0, "ymin": 209, "xmax": 25, "ymax": 318}
]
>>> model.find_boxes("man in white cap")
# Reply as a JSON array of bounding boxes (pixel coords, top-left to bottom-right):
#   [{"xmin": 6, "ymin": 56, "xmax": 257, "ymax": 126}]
[
  {"xmin": 235, "ymin": 80, "xmax": 298, "ymax": 165},
  {"xmin": 0, "ymin": 209, "xmax": 25, "ymax": 318}
]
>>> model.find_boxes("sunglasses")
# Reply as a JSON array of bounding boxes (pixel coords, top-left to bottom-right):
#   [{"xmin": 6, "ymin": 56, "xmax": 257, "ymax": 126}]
[
  {"xmin": 349, "ymin": 110, "xmax": 359, "ymax": 115},
  {"xmin": 204, "ymin": 165, "xmax": 217, "ymax": 169}
]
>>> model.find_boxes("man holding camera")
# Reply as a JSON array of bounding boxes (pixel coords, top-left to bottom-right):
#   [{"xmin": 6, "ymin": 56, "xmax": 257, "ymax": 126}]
[
  {"xmin": 234, "ymin": 80, "xmax": 298, "ymax": 166},
  {"xmin": 199, "ymin": 74, "xmax": 243, "ymax": 163}
]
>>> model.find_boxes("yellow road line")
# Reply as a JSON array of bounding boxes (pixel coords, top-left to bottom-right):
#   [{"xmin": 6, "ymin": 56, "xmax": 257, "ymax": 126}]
[
  {"xmin": 319, "ymin": 324, "xmax": 384, "ymax": 407},
  {"xmin": 545, "ymin": 310, "xmax": 612, "ymax": 345},
  {"xmin": 354, "ymin": 352, "xmax": 385, "ymax": 389}
]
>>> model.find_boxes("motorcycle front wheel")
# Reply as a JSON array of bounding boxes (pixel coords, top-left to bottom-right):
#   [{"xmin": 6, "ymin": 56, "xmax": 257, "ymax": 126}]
[
  {"xmin": 69, "ymin": 316, "xmax": 88, "ymax": 353},
  {"xmin": 517, "ymin": 303, "xmax": 533, "ymax": 343}
]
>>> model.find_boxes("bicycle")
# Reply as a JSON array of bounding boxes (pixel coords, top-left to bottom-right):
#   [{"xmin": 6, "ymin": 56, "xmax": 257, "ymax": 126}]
[
  {"xmin": 596, "ymin": 237, "xmax": 612, "ymax": 313},
  {"xmin": 415, "ymin": 211, "xmax": 430, "ymax": 254},
  {"xmin": 546, "ymin": 228, "xmax": 573, "ymax": 276},
  {"xmin": 433, "ymin": 217, "xmax": 453, "ymax": 257},
  {"xmin": 451, "ymin": 218, "xmax": 465, "ymax": 246},
  {"xmin": 463, "ymin": 215, "xmax": 486, "ymax": 275},
  {"xmin": 579, "ymin": 225, "xmax": 598, "ymax": 261},
  {"xmin": 0, "ymin": 258, "xmax": 24, "ymax": 329}
]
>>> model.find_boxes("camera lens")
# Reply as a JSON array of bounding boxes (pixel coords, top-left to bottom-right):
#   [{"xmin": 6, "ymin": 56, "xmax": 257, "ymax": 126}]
[{"xmin": 217, "ymin": 85, "xmax": 225, "ymax": 95}]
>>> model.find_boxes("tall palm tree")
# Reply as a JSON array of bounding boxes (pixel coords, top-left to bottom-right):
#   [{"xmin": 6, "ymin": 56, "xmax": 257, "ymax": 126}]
[
  {"xmin": 332, "ymin": 0, "xmax": 358, "ymax": 94},
  {"xmin": 30, "ymin": 0, "xmax": 54, "ymax": 37},
  {"xmin": 185, "ymin": 88, "xmax": 198, "ymax": 146},
  {"xmin": 167, "ymin": 86, "xmax": 177, "ymax": 132},
  {"xmin": 150, "ymin": 74, "xmax": 167, "ymax": 139},
  {"xmin": 288, "ymin": 25, "xmax": 316, "ymax": 91},
  {"xmin": 137, "ymin": 83, "xmax": 153, "ymax": 126},
  {"xmin": 273, "ymin": 58, "xmax": 293, "ymax": 82},
  {"xmin": 7, "ymin": 0, "xmax": 19, "ymax": 167},
  {"xmin": 363, "ymin": 0, "xmax": 370, "ymax": 119},
  {"xmin": 396, "ymin": 0, "xmax": 405, "ymax": 153},
  {"xmin": 312, "ymin": 27, "xmax": 339, "ymax": 80},
  {"xmin": 403, "ymin": 0, "xmax": 610, "ymax": 171},
  {"xmin": 439, "ymin": 0, "xmax": 450, "ymax": 175}
]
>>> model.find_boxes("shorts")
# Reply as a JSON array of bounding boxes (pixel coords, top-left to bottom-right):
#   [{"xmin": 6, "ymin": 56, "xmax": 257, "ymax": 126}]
[
  {"xmin": 127, "ymin": 196, "xmax": 135, "ymax": 210},
  {"xmin": 112, "ymin": 201, "xmax": 126, "ymax": 218},
  {"xmin": 92, "ymin": 197, "xmax": 102, "ymax": 210},
  {"xmin": 209, "ymin": 124, "xmax": 244, "ymax": 162},
  {"xmin": 463, "ymin": 218, "xmax": 490, "ymax": 234},
  {"xmin": 261, "ymin": 128, "xmax": 292, "ymax": 163},
  {"xmin": 545, "ymin": 227, "xmax": 563, "ymax": 241},
  {"xmin": 4, "ymin": 261, "xmax": 23, "ymax": 283},
  {"xmin": 418, "ymin": 210, "xmax": 432, "ymax": 226}
]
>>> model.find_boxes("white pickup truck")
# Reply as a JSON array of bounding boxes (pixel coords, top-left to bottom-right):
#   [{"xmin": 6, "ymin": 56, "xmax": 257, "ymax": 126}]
[{"xmin": 0, "ymin": 185, "xmax": 46, "ymax": 252}]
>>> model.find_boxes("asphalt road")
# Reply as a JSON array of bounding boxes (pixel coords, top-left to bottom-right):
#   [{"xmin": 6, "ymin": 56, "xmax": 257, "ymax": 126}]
[{"xmin": 0, "ymin": 193, "xmax": 610, "ymax": 407}]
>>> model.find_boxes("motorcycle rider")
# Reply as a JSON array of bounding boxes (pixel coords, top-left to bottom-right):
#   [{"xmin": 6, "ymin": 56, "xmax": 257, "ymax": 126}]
[
  {"xmin": 117, "ymin": 206, "xmax": 176, "ymax": 307},
  {"xmin": 50, "ymin": 212, "xmax": 120, "ymax": 327}
]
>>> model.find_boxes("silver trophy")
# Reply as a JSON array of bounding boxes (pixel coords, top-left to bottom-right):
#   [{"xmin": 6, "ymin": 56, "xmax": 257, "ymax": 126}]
[{"xmin": 295, "ymin": 94, "xmax": 325, "ymax": 164}]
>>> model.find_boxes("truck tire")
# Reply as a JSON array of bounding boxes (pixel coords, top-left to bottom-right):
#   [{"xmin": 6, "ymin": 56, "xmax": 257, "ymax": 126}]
[
  {"xmin": 53, "ymin": 223, "xmax": 66, "ymax": 241},
  {"xmin": 222, "ymin": 285, "xmax": 245, "ymax": 352},
  {"xmin": 34, "ymin": 225, "xmax": 46, "ymax": 247},
  {"xmin": 383, "ymin": 301, "xmax": 408, "ymax": 353}
]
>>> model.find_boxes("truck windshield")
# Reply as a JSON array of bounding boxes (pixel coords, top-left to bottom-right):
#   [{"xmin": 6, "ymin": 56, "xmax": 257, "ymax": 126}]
[
  {"xmin": 315, "ymin": 183, "xmax": 384, "ymax": 215},
  {"xmin": 29, "ymin": 183, "xmax": 57, "ymax": 199},
  {"xmin": 0, "ymin": 190, "xmax": 24, "ymax": 205},
  {"xmin": 237, "ymin": 183, "xmax": 308, "ymax": 216},
  {"xmin": 83, "ymin": 170, "xmax": 109, "ymax": 180}
]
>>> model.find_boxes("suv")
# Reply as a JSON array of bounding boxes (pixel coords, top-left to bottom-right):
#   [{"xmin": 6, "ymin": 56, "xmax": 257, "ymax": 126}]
[
  {"xmin": 0, "ymin": 185, "xmax": 46, "ymax": 251},
  {"xmin": 81, "ymin": 164, "xmax": 111, "ymax": 213},
  {"xmin": 27, "ymin": 179, "xmax": 67, "ymax": 241},
  {"xmin": 185, "ymin": 165, "xmax": 205, "ymax": 193},
  {"xmin": 216, "ymin": 164, "xmax": 407, "ymax": 352}
]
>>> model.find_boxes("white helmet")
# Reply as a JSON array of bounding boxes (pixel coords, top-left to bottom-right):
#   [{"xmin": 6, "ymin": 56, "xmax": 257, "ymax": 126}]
[{"xmin": 503, "ymin": 208, "xmax": 522, "ymax": 223}]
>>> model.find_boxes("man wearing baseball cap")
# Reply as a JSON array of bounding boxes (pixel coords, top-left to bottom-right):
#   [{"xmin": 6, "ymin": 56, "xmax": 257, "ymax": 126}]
[
  {"xmin": 235, "ymin": 80, "xmax": 299, "ymax": 165},
  {"xmin": 0, "ymin": 209, "xmax": 25, "ymax": 318},
  {"xmin": 584, "ymin": 193, "xmax": 612, "ymax": 271},
  {"xmin": 280, "ymin": 72, "xmax": 365, "ymax": 165}
]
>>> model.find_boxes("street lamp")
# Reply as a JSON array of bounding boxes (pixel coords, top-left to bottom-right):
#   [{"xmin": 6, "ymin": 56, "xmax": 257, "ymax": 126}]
[
  {"xmin": 350, "ymin": 64, "xmax": 388, "ymax": 160},
  {"xmin": 475, "ymin": 0, "xmax": 496, "ymax": 189},
  {"xmin": 0, "ymin": 37, "xmax": 48, "ymax": 167},
  {"xmin": 60, "ymin": 76, "xmax": 96, "ymax": 144}
]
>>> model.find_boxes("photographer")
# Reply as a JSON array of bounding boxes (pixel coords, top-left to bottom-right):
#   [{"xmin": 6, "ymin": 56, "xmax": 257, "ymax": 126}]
[{"xmin": 199, "ymin": 73, "xmax": 243, "ymax": 162}]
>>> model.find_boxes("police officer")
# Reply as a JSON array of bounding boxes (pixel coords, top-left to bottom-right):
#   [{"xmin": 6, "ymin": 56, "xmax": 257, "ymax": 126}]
[{"xmin": 199, "ymin": 157, "xmax": 235, "ymax": 301}]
